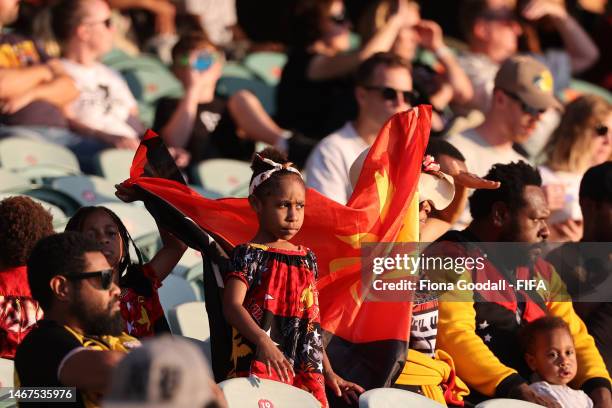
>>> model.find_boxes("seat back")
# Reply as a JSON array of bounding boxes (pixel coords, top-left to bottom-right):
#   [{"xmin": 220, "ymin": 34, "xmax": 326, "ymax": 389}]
[
  {"xmin": 158, "ymin": 274, "xmax": 200, "ymax": 314},
  {"xmin": 191, "ymin": 159, "xmax": 252, "ymax": 197},
  {"xmin": 0, "ymin": 169, "xmax": 31, "ymax": 193},
  {"xmin": 168, "ymin": 301, "xmax": 210, "ymax": 342},
  {"xmin": 359, "ymin": 388, "xmax": 446, "ymax": 407},
  {"xmin": 215, "ymin": 77, "xmax": 276, "ymax": 115},
  {"xmin": 49, "ymin": 175, "xmax": 120, "ymax": 207},
  {"xmin": 0, "ymin": 138, "xmax": 80, "ymax": 176},
  {"xmin": 93, "ymin": 148, "xmax": 135, "ymax": 184},
  {"xmin": 243, "ymin": 52, "xmax": 287, "ymax": 85},
  {"xmin": 475, "ymin": 399, "xmax": 546, "ymax": 407},
  {"xmin": 218, "ymin": 377, "xmax": 321, "ymax": 408}
]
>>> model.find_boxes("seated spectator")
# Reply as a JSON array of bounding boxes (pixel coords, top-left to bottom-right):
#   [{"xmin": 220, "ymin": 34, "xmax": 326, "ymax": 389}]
[
  {"xmin": 154, "ymin": 32, "xmax": 315, "ymax": 167},
  {"xmin": 305, "ymin": 52, "xmax": 415, "ymax": 204},
  {"xmin": 50, "ymin": 0, "xmax": 143, "ymax": 150},
  {"xmin": 538, "ymin": 95, "xmax": 611, "ymax": 242},
  {"xmin": 64, "ymin": 189, "xmax": 186, "ymax": 338},
  {"xmin": 276, "ymin": 0, "xmax": 415, "ymax": 140},
  {"xmin": 0, "ymin": 196, "xmax": 53, "ymax": 359},
  {"xmin": 547, "ymin": 161, "xmax": 612, "ymax": 376},
  {"xmin": 446, "ymin": 55, "xmax": 561, "ymax": 227},
  {"xmin": 103, "ymin": 334, "xmax": 227, "ymax": 408},
  {"xmin": 432, "ymin": 161, "xmax": 611, "ymax": 406},
  {"xmin": 521, "ymin": 317, "xmax": 594, "ymax": 408},
  {"xmin": 16, "ymin": 232, "xmax": 140, "ymax": 407},
  {"xmin": 358, "ymin": 0, "xmax": 473, "ymax": 133},
  {"xmin": 456, "ymin": 0, "xmax": 598, "ymax": 115}
]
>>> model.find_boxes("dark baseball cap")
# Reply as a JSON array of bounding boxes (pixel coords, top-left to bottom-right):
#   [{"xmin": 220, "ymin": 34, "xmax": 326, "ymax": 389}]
[{"xmin": 494, "ymin": 55, "xmax": 562, "ymax": 112}]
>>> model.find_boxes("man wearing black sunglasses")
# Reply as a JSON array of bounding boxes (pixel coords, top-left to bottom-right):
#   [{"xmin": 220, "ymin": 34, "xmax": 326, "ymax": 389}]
[
  {"xmin": 446, "ymin": 55, "xmax": 561, "ymax": 228},
  {"xmin": 15, "ymin": 232, "xmax": 139, "ymax": 408},
  {"xmin": 305, "ymin": 52, "xmax": 414, "ymax": 204}
]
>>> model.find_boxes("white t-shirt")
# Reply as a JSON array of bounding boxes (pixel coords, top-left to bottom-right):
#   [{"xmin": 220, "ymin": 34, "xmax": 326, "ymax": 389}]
[
  {"xmin": 529, "ymin": 381, "xmax": 593, "ymax": 408},
  {"xmin": 305, "ymin": 122, "xmax": 369, "ymax": 205},
  {"xmin": 446, "ymin": 128, "xmax": 528, "ymax": 228},
  {"xmin": 539, "ymin": 165, "xmax": 583, "ymax": 224},
  {"xmin": 62, "ymin": 60, "xmax": 139, "ymax": 139}
]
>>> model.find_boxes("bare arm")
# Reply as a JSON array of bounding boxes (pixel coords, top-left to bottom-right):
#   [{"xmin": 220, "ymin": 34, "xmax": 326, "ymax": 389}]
[
  {"xmin": 147, "ymin": 228, "xmax": 187, "ymax": 282},
  {"xmin": 227, "ymin": 90, "xmax": 285, "ymax": 146},
  {"xmin": 66, "ymin": 117, "xmax": 140, "ymax": 150},
  {"xmin": 159, "ymin": 89, "xmax": 199, "ymax": 148},
  {"xmin": 522, "ymin": 0, "xmax": 599, "ymax": 73},
  {"xmin": 0, "ymin": 65, "xmax": 52, "ymax": 98},
  {"xmin": 59, "ymin": 349, "xmax": 124, "ymax": 394},
  {"xmin": 307, "ymin": 1, "xmax": 416, "ymax": 80}
]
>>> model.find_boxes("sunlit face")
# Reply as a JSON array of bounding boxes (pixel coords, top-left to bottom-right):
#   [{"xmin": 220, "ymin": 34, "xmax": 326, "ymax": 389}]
[
  {"xmin": 500, "ymin": 185, "xmax": 550, "ymax": 245},
  {"xmin": 526, "ymin": 328, "xmax": 577, "ymax": 385},
  {"xmin": 357, "ymin": 65, "xmax": 413, "ymax": 128},
  {"xmin": 320, "ymin": 0, "xmax": 351, "ymax": 52},
  {"xmin": 391, "ymin": 2, "xmax": 421, "ymax": 61},
  {"xmin": 419, "ymin": 200, "xmax": 432, "ymax": 228},
  {"xmin": 80, "ymin": 210, "xmax": 124, "ymax": 270},
  {"xmin": 497, "ymin": 90, "xmax": 544, "ymax": 143},
  {"xmin": 251, "ymin": 176, "xmax": 306, "ymax": 243},
  {"xmin": 79, "ymin": 0, "xmax": 115, "ymax": 57},
  {"xmin": 588, "ymin": 113, "xmax": 612, "ymax": 168},
  {"xmin": 473, "ymin": 8, "xmax": 522, "ymax": 63}
]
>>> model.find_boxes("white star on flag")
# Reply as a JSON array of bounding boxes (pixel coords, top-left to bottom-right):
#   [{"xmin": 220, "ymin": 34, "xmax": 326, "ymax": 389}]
[
  {"xmin": 265, "ymin": 328, "xmax": 279, "ymax": 346},
  {"xmin": 479, "ymin": 320, "xmax": 489, "ymax": 330},
  {"xmin": 265, "ymin": 294, "xmax": 274, "ymax": 300},
  {"xmin": 484, "ymin": 334, "xmax": 492, "ymax": 342}
]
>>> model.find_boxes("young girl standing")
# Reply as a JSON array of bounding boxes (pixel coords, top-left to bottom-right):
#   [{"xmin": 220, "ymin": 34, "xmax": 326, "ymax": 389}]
[
  {"xmin": 65, "ymin": 200, "xmax": 186, "ymax": 338},
  {"xmin": 222, "ymin": 149, "xmax": 363, "ymax": 407}
]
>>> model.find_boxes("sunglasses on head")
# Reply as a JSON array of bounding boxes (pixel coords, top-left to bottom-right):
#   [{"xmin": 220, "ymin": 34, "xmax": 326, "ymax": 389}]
[
  {"xmin": 502, "ymin": 90, "xmax": 545, "ymax": 116},
  {"xmin": 329, "ymin": 12, "xmax": 348, "ymax": 25},
  {"xmin": 364, "ymin": 86, "xmax": 418, "ymax": 105},
  {"xmin": 595, "ymin": 124, "xmax": 609, "ymax": 137},
  {"xmin": 67, "ymin": 269, "xmax": 114, "ymax": 290}
]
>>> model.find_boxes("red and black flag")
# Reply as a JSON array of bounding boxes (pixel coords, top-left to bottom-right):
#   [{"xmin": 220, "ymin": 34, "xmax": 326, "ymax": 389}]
[{"xmin": 123, "ymin": 106, "xmax": 431, "ymax": 394}]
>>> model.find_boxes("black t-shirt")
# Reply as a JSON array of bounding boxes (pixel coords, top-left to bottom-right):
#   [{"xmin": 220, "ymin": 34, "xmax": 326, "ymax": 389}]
[
  {"xmin": 275, "ymin": 50, "xmax": 357, "ymax": 140},
  {"xmin": 0, "ymin": 32, "xmax": 67, "ymax": 128},
  {"xmin": 154, "ymin": 96, "xmax": 254, "ymax": 163},
  {"xmin": 15, "ymin": 320, "xmax": 87, "ymax": 407}
]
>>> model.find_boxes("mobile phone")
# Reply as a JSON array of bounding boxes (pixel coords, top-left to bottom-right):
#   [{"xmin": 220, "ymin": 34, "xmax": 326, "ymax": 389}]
[{"xmin": 193, "ymin": 52, "xmax": 214, "ymax": 71}]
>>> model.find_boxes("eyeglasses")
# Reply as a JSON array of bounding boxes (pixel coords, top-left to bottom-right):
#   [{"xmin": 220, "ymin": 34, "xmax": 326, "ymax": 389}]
[
  {"xmin": 329, "ymin": 12, "xmax": 348, "ymax": 26},
  {"xmin": 84, "ymin": 18, "xmax": 112, "ymax": 29},
  {"xmin": 364, "ymin": 86, "xmax": 418, "ymax": 105},
  {"xmin": 501, "ymin": 90, "xmax": 545, "ymax": 116},
  {"xmin": 595, "ymin": 124, "xmax": 609, "ymax": 137},
  {"xmin": 67, "ymin": 269, "xmax": 114, "ymax": 290}
]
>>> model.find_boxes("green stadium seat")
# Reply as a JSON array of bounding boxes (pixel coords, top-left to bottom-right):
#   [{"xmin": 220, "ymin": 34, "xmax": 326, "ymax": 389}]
[
  {"xmin": 48, "ymin": 175, "xmax": 120, "ymax": 207},
  {"xmin": 93, "ymin": 148, "xmax": 135, "ymax": 184},
  {"xmin": 215, "ymin": 77, "xmax": 276, "ymax": 115},
  {"xmin": 158, "ymin": 274, "xmax": 200, "ymax": 314},
  {"xmin": 243, "ymin": 52, "xmax": 287, "ymax": 85},
  {"xmin": 191, "ymin": 158, "xmax": 251, "ymax": 198},
  {"xmin": 0, "ymin": 169, "xmax": 31, "ymax": 193},
  {"xmin": 221, "ymin": 62, "xmax": 254, "ymax": 80},
  {"xmin": 219, "ymin": 378, "xmax": 320, "ymax": 408},
  {"xmin": 569, "ymin": 79, "xmax": 612, "ymax": 103},
  {"xmin": 359, "ymin": 388, "xmax": 445, "ymax": 407}
]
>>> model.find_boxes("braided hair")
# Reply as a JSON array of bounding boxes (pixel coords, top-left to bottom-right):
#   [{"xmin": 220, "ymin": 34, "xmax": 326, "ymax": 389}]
[{"xmin": 249, "ymin": 148, "xmax": 305, "ymax": 198}]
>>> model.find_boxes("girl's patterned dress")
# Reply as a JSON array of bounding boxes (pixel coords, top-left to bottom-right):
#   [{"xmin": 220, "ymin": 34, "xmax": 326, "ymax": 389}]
[{"xmin": 226, "ymin": 243, "xmax": 327, "ymax": 407}]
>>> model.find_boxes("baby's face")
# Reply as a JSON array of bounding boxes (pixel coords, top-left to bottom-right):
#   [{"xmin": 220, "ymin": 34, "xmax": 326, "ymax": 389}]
[{"xmin": 526, "ymin": 328, "xmax": 577, "ymax": 385}]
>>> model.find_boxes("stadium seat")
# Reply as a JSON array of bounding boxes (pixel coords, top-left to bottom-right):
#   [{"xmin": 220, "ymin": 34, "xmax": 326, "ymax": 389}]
[
  {"xmin": 168, "ymin": 301, "xmax": 210, "ymax": 341},
  {"xmin": 243, "ymin": 52, "xmax": 287, "ymax": 85},
  {"xmin": 568, "ymin": 79, "xmax": 612, "ymax": 103},
  {"xmin": 158, "ymin": 274, "xmax": 200, "ymax": 314},
  {"xmin": 173, "ymin": 247, "xmax": 203, "ymax": 278},
  {"xmin": 0, "ymin": 138, "xmax": 80, "ymax": 181},
  {"xmin": 0, "ymin": 358, "xmax": 13, "ymax": 387},
  {"xmin": 358, "ymin": 388, "xmax": 446, "ymax": 407},
  {"xmin": 222, "ymin": 62, "xmax": 255, "ymax": 80},
  {"xmin": 475, "ymin": 399, "xmax": 545, "ymax": 407},
  {"xmin": 219, "ymin": 377, "xmax": 321, "ymax": 408},
  {"xmin": 0, "ymin": 169, "xmax": 31, "ymax": 193},
  {"xmin": 48, "ymin": 175, "xmax": 120, "ymax": 207},
  {"xmin": 93, "ymin": 149, "xmax": 135, "ymax": 184},
  {"xmin": 215, "ymin": 77, "xmax": 276, "ymax": 116},
  {"xmin": 191, "ymin": 159, "xmax": 251, "ymax": 198}
]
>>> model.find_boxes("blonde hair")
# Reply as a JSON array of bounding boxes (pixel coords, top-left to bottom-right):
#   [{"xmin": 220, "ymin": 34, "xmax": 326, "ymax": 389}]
[{"xmin": 541, "ymin": 95, "xmax": 611, "ymax": 173}]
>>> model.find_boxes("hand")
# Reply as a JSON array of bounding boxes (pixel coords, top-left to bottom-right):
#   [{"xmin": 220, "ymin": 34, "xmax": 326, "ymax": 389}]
[
  {"xmin": 542, "ymin": 184, "xmax": 566, "ymax": 211},
  {"xmin": 167, "ymin": 146, "xmax": 191, "ymax": 168},
  {"xmin": 510, "ymin": 383, "xmax": 562, "ymax": 408},
  {"xmin": 0, "ymin": 92, "xmax": 34, "ymax": 114},
  {"xmin": 324, "ymin": 370, "xmax": 365, "ymax": 405},
  {"xmin": 100, "ymin": 133, "xmax": 141, "ymax": 150},
  {"xmin": 45, "ymin": 59, "xmax": 67, "ymax": 78},
  {"xmin": 144, "ymin": 0, "xmax": 176, "ymax": 34},
  {"xmin": 391, "ymin": 0, "xmax": 420, "ymax": 28},
  {"xmin": 551, "ymin": 219, "xmax": 583, "ymax": 242},
  {"xmin": 522, "ymin": 0, "xmax": 568, "ymax": 22},
  {"xmin": 452, "ymin": 171, "xmax": 501, "ymax": 190},
  {"xmin": 256, "ymin": 336, "xmax": 295, "ymax": 383},
  {"xmin": 415, "ymin": 20, "xmax": 444, "ymax": 52},
  {"xmin": 115, "ymin": 183, "xmax": 142, "ymax": 203}
]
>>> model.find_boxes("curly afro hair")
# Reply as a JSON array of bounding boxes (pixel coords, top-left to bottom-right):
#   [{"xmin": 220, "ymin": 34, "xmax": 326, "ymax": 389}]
[
  {"xmin": 249, "ymin": 147, "xmax": 304, "ymax": 198},
  {"xmin": 469, "ymin": 161, "xmax": 542, "ymax": 220},
  {"xmin": 0, "ymin": 196, "xmax": 54, "ymax": 267}
]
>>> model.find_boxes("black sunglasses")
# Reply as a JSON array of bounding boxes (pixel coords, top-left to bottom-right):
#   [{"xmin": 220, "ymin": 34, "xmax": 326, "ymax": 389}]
[
  {"xmin": 595, "ymin": 124, "xmax": 609, "ymax": 137},
  {"xmin": 67, "ymin": 269, "xmax": 114, "ymax": 290},
  {"xmin": 364, "ymin": 86, "xmax": 418, "ymax": 105},
  {"xmin": 329, "ymin": 12, "xmax": 348, "ymax": 25},
  {"xmin": 502, "ymin": 90, "xmax": 545, "ymax": 116}
]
